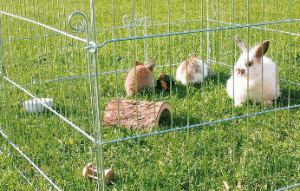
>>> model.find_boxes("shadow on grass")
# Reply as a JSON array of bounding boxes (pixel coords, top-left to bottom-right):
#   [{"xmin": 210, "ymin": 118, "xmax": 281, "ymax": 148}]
[
  {"xmin": 209, "ymin": 71, "xmax": 231, "ymax": 86},
  {"xmin": 277, "ymin": 88, "xmax": 300, "ymax": 107},
  {"xmin": 226, "ymin": 87, "xmax": 300, "ymax": 117}
]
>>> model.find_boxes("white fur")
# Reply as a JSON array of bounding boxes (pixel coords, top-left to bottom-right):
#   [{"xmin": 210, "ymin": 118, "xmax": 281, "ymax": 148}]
[
  {"xmin": 226, "ymin": 45, "xmax": 280, "ymax": 106},
  {"xmin": 176, "ymin": 63, "xmax": 188, "ymax": 85},
  {"xmin": 176, "ymin": 59, "xmax": 209, "ymax": 85}
]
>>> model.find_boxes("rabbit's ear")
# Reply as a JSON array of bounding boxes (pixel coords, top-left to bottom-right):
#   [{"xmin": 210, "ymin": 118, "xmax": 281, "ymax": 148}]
[
  {"xmin": 147, "ymin": 57, "xmax": 156, "ymax": 71},
  {"xmin": 136, "ymin": 61, "xmax": 144, "ymax": 66},
  {"xmin": 235, "ymin": 37, "xmax": 248, "ymax": 53},
  {"xmin": 254, "ymin": 40, "xmax": 270, "ymax": 59}
]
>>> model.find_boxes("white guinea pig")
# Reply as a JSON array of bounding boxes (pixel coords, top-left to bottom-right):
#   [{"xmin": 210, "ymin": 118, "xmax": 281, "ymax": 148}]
[{"xmin": 226, "ymin": 37, "xmax": 280, "ymax": 106}]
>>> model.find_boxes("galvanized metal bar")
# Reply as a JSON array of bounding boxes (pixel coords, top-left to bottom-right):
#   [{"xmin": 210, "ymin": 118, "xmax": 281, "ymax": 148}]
[
  {"xmin": 0, "ymin": 10, "xmax": 90, "ymax": 44},
  {"xmin": 275, "ymin": 183, "xmax": 300, "ymax": 191},
  {"xmin": 90, "ymin": 0, "xmax": 105, "ymax": 190},
  {"xmin": 207, "ymin": 19, "xmax": 300, "ymax": 36},
  {"xmin": 14, "ymin": 164, "xmax": 33, "ymax": 186},
  {"xmin": 87, "ymin": 19, "xmax": 300, "ymax": 50},
  {"xmin": 2, "ymin": 75, "xmax": 96, "ymax": 143},
  {"xmin": 101, "ymin": 104, "xmax": 300, "ymax": 145},
  {"xmin": 3, "ymin": 18, "xmax": 300, "ymax": 43},
  {"xmin": 4, "ymin": 60, "xmax": 300, "ymax": 89},
  {"xmin": 0, "ymin": 14, "xmax": 5, "ymax": 76},
  {"xmin": 0, "ymin": 129, "xmax": 61, "ymax": 191}
]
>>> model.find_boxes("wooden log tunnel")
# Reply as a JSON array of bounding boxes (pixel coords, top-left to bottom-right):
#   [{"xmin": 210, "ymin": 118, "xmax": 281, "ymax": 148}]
[{"xmin": 103, "ymin": 98, "xmax": 171, "ymax": 129}]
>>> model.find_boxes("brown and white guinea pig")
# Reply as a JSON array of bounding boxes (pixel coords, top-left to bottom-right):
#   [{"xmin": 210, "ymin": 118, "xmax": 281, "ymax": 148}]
[
  {"xmin": 156, "ymin": 74, "xmax": 176, "ymax": 91},
  {"xmin": 125, "ymin": 58, "xmax": 155, "ymax": 96},
  {"xmin": 176, "ymin": 55, "xmax": 215, "ymax": 85}
]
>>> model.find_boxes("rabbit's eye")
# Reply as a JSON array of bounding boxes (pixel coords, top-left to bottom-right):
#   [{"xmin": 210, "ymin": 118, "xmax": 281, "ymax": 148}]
[{"xmin": 245, "ymin": 61, "xmax": 253, "ymax": 67}]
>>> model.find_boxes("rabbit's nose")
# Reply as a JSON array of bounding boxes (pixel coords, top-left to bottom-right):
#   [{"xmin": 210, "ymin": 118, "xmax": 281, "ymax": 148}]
[{"xmin": 236, "ymin": 68, "xmax": 245, "ymax": 75}]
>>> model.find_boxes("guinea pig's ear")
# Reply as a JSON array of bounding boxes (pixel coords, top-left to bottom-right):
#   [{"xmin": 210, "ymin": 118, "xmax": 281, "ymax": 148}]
[
  {"xmin": 147, "ymin": 57, "xmax": 156, "ymax": 72},
  {"xmin": 136, "ymin": 61, "xmax": 144, "ymax": 66},
  {"xmin": 235, "ymin": 37, "xmax": 248, "ymax": 53}
]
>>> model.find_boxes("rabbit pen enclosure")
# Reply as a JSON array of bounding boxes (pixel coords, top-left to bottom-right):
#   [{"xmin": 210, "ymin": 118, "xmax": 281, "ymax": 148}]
[{"xmin": 1, "ymin": 0, "xmax": 300, "ymax": 190}]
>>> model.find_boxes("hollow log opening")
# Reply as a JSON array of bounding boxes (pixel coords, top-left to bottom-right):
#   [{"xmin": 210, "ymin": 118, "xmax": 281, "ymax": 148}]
[{"xmin": 158, "ymin": 109, "xmax": 171, "ymax": 127}]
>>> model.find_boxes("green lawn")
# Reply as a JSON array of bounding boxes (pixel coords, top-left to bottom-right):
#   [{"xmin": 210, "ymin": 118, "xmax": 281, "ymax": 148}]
[{"xmin": 1, "ymin": 0, "xmax": 300, "ymax": 190}]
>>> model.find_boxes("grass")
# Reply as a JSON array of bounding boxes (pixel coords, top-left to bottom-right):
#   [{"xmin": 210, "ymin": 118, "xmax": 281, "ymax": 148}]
[{"xmin": 1, "ymin": 0, "xmax": 300, "ymax": 190}]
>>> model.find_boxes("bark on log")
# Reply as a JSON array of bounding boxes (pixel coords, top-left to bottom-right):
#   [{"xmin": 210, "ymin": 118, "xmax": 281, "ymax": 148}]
[{"xmin": 103, "ymin": 98, "xmax": 171, "ymax": 129}]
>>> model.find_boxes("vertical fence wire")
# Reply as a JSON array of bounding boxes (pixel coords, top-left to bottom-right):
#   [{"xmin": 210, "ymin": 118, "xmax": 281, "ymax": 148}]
[
  {"xmin": 111, "ymin": 0, "xmax": 120, "ymax": 130},
  {"xmin": 90, "ymin": 0, "xmax": 105, "ymax": 189},
  {"xmin": 287, "ymin": 0, "xmax": 292, "ymax": 189},
  {"xmin": 184, "ymin": 0, "xmax": 189, "ymax": 128},
  {"xmin": 0, "ymin": 5, "xmax": 7, "ymax": 159},
  {"xmin": 260, "ymin": 0, "xmax": 265, "ymax": 187},
  {"xmin": 247, "ymin": 0, "xmax": 251, "ymax": 188},
  {"xmin": 274, "ymin": 0, "xmax": 279, "ymax": 189},
  {"xmin": 0, "ymin": 16, "xmax": 4, "ymax": 77},
  {"xmin": 215, "ymin": 0, "xmax": 221, "ymax": 187}
]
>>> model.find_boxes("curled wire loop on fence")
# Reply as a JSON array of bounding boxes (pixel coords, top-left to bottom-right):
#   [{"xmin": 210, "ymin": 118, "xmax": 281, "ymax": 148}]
[
  {"xmin": 68, "ymin": 11, "xmax": 89, "ymax": 32},
  {"xmin": 68, "ymin": 11, "xmax": 97, "ymax": 53}
]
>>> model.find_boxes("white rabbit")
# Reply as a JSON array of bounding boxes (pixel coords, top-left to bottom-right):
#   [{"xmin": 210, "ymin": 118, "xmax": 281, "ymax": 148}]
[
  {"xmin": 226, "ymin": 37, "xmax": 280, "ymax": 106},
  {"xmin": 176, "ymin": 55, "xmax": 214, "ymax": 85}
]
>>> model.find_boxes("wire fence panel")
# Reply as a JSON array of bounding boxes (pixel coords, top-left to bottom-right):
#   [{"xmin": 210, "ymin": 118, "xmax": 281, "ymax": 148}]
[{"xmin": 0, "ymin": 0, "xmax": 300, "ymax": 190}]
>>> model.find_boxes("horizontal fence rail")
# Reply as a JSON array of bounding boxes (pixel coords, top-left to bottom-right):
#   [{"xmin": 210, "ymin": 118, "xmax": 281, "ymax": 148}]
[{"xmin": 86, "ymin": 19, "xmax": 300, "ymax": 50}]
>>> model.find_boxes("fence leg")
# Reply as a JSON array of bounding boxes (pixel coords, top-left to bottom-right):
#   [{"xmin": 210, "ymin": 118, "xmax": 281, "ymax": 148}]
[{"xmin": 90, "ymin": 0, "xmax": 105, "ymax": 190}]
